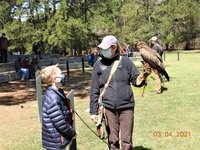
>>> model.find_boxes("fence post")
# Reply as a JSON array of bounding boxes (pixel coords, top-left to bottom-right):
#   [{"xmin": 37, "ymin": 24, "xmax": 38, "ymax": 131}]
[
  {"xmin": 163, "ymin": 51, "xmax": 166, "ymax": 61},
  {"xmin": 35, "ymin": 70, "xmax": 43, "ymax": 122},
  {"xmin": 81, "ymin": 56, "xmax": 85, "ymax": 74},
  {"xmin": 177, "ymin": 50, "xmax": 180, "ymax": 61},
  {"xmin": 67, "ymin": 90, "xmax": 77, "ymax": 150},
  {"xmin": 66, "ymin": 59, "xmax": 70, "ymax": 77}
]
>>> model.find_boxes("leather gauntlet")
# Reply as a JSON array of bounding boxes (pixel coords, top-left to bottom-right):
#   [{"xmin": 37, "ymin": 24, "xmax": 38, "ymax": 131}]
[{"xmin": 136, "ymin": 62, "xmax": 151, "ymax": 85}]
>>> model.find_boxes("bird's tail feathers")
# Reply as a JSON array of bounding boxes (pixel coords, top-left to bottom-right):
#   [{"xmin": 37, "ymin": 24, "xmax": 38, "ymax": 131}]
[{"xmin": 162, "ymin": 70, "xmax": 170, "ymax": 81}]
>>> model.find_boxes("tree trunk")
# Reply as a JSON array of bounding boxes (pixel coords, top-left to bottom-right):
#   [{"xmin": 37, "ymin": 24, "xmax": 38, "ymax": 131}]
[
  {"xmin": 185, "ymin": 40, "xmax": 191, "ymax": 50},
  {"xmin": 44, "ymin": 0, "xmax": 50, "ymax": 22},
  {"xmin": 53, "ymin": 0, "xmax": 57, "ymax": 15},
  {"xmin": 0, "ymin": 20, "xmax": 3, "ymax": 29},
  {"xmin": 165, "ymin": 43, "xmax": 169, "ymax": 50},
  {"xmin": 29, "ymin": 0, "xmax": 35, "ymax": 29}
]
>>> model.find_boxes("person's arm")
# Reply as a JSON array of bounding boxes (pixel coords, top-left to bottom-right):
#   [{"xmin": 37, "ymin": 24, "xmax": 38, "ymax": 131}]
[
  {"xmin": 90, "ymin": 63, "xmax": 100, "ymax": 115},
  {"xmin": 47, "ymin": 99, "xmax": 76, "ymax": 138},
  {"xmin": 126, "ymin": 58, "xmax": 147, "ymax": 87}
]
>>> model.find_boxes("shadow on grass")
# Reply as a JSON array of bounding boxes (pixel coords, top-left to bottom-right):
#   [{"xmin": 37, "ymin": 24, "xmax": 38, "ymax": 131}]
[
  {"xmin": 161, "ymin": 86, "xmax": 168, "ymax": 92},
  {"xmin": 0, "ymin": 80, "xmax": 36, "ymax": 106},
  {"xmin": 65, "ymin": 69, "xmax": 92, "ymax": 99},
  {"xmin": 0, "ymin": 68, "xmax": 91, "ymax": 106},
  {"xmin": 133, "ymin": 146, "xmax": 152, "ymax": 150}
]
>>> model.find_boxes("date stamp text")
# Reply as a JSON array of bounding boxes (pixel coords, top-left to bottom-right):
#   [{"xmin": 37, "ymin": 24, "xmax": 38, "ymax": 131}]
[{"xmin": 153, "ymin": 131, "xmax": 191, "ymax": 137}]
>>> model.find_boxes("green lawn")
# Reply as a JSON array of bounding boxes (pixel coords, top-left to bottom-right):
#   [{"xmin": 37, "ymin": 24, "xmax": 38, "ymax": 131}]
[
  {"xmin": 131, "ymin": 51, "xmax": 200, "ymax": 150},
  {"xmin": 0, "ymin": 51, "xmax": 200, "ymax": 150},
  {"xmin": 74, "ymin": 51, "xmax": 200, "ymax": 150}
]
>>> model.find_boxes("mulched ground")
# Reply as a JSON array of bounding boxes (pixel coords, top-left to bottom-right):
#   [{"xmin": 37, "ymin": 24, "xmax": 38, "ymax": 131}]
[
  {"xmin": 0, "ymin": 68, "xmax": 92, "ymax": 106},
  {"xmin": 0, "ymin": 80, "xmax": 36, "ymax": 106}
]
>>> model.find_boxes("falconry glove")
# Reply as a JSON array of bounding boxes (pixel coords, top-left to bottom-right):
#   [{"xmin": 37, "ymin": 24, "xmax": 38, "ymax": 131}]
[{"xmin": 136, "ymin": 62, "xmax": 151, "ymax": 85}]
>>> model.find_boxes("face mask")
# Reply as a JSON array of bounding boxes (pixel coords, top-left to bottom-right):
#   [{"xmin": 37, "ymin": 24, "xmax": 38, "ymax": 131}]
[
  {"xmin": 55, "ymin": 74, "xmax": 66, "ymax": 88},
  {"xmin": 102, "ymin": 48, "xmax": 112, "ymax": 58},
  {"xmin": 60, "ymin": 74, "xmax": 65, "ymax": 86}
]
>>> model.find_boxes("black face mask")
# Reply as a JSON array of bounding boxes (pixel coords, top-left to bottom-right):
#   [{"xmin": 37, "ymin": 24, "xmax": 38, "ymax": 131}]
[{"xmin": 60, "ymin": 74, "xmax": 66, "ymax": 86}]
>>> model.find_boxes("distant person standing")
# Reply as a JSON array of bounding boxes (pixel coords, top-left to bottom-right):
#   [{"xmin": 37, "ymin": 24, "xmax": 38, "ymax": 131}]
[
  {"xmin": 150, "ymin": 36, "xmax": 163, "ymax": 58},
  {"xmin": 87, "ymin": 49, "xmax": 99, "ymax": 67},
  {"xmin": 32, "ymin": 42, "xmax": 42, "ymax": 60},
  {"xmin": 30, "ymin": 55, "xmax": 41, "ymax": 78},
  {"xmin": 0, "ymin": 33, "xmax": 9, "ymax": 63},
  {"xmin": 150, "ymin": 36, "xmax": 164, "ymax": 93}
]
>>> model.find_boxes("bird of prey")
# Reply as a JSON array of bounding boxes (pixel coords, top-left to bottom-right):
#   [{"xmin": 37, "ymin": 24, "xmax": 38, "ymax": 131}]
[{"xmin": 137, "ymin": 41, "xmax": 170, "ymax": 81}]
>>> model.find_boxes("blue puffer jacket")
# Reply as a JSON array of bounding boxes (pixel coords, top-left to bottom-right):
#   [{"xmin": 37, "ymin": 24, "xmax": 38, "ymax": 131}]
[{"xmin": 42, "ymin": 87, "xmax": 76, "ymax": 150}]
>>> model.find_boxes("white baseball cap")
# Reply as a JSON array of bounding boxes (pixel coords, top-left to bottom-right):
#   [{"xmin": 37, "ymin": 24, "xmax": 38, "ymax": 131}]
[
  {"xmin": 98, "ymin": 35, "xmax": 118, "ymax": 49},
  {"xmin": 150, "ymin": 36, "xmax": 158, "ymax": 41}
]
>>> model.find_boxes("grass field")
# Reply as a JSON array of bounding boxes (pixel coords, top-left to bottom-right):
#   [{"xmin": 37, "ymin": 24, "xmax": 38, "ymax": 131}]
[{"xmin": 0, "ymin": 50, "xmax": 200, "ymax": 150}]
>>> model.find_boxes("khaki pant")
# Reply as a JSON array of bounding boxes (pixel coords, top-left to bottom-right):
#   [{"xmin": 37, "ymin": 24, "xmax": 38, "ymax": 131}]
[
  {"xmin": 144, "ymin": 62, "xmax": 162, "ymax": 93},
  {"xmin": 152, "ymin": 69, "xmax": 162, "ymax": 93}
]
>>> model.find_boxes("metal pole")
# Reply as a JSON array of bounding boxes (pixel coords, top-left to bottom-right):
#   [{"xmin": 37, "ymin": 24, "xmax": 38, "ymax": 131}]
[
  {"xmin": 35, "ymin": 70, "xmax": 44, "ymax": 122},
  {"xmin": 163, "ymin": 51, "xmax": 166, "ymax": 61},
  {"xmin": 66, "ymin": 59, "xmax": 70, "ymax": 77},
  {"xmin": 82, "ymin": 56, "xmax": 85, "ymax": 74},
  {"xmin": 67, "ymin": 90, "xmax": 77, "ymax": 150},
  {"xmin": 177, "ymin": 50, "xmax": 180, "ymax": 61}
]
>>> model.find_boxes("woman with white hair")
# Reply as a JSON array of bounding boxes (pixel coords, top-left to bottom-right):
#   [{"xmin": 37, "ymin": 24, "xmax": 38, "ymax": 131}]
[{"xmin": 40, "ymin": 65, "xmax": 76, "ymax": 150}]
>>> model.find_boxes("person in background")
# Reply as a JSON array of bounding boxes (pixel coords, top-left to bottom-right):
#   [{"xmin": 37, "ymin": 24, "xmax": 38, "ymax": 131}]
[
  {"xmin": 90, "ymin": 35, "xmax": 149, "ymax": 150},
  {"xmin": 0, "ymin": 33, "xmax": 9, "ymax": 63},
  {"xmin": 150, "ymin": 36, "xmax": 164, "ymax": 93},
  {"xmin": 14, "ymin": 56, "xmax": 30, "ymax": 80},
  {"xmin": 87, "ymin": 50, "xmax": 94, "ymax": 66},
  {"xmin": 150, "ymin": 36, "xmax": 163, "ymax": 58},
  {"xmin": 87, "ymin": 48, "xmax": 99, "ymax": 67},
  {"xmin": 32, "ymin": 42, "xmax": 42, "ymax": 60},
  {"xmin": 91, "ymin": 48, "xmax": 99, "ymax": 66},
  {"xmin": 30, "ymin": 55, "xmax": 41, "ymax": 78},
  {"xmin": 40, "ymin": 65, "xmax": 76, "ymax": 150}
]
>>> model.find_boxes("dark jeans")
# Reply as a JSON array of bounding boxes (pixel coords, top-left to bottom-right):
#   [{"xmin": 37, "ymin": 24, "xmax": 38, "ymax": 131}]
[
  {"xmin": 105, "ymin": 107, "xmax": 134, "ymax": 150},
  {"xmin": 0, "ymin": 49, "xmax": 7, "ymax": 63}
]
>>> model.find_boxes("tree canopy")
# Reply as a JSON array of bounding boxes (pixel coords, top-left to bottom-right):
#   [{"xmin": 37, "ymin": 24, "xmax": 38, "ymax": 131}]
[{"xmin": 0, "ymin": 0, "xmax": 200, "ymax": 54}]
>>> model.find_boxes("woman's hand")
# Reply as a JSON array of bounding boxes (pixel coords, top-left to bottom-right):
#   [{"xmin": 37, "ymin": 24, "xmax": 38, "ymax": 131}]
[{"xmin": 90, "ymin": 115, "xmax": 97, "ymax": 123}]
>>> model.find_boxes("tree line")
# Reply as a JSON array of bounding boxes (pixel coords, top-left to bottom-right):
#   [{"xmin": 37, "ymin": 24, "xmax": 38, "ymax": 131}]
[{"xmin": 0, "ymin": 0, "xmax": 200, "ymax": 55}]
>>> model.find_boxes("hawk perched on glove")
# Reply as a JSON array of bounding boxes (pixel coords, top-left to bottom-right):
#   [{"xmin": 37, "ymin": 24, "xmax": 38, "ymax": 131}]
[{"xmin": 137, "ymin": 41, "xmax": 170, "ymax": 81}]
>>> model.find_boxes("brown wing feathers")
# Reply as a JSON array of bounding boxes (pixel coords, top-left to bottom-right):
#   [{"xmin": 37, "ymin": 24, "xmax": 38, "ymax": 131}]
[{"xmin": 137, "ymin": 42, "xmax": 170, "ymax": 81}]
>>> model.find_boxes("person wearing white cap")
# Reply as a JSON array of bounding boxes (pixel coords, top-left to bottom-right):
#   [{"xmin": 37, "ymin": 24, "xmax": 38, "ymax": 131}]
[
  {"xmin": 97, "ymin": 35, "xmax": 118, "ymax": 59},
  {"xmin": 149, "ymin": 36, "xmax": 164, "ymax": 94},
  {"xmin": 150, "ymin": 36, "xmax": 163, "ymax": 57},
  {"xmin": 90, "ymin": 35, "xmax": 149, "ymax": 149}
]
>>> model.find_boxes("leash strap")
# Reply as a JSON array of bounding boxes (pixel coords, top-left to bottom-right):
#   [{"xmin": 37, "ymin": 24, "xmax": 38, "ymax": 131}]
[{"xmin": 75, "ymin": 110, "xmax": 109, "ymax": 145}]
